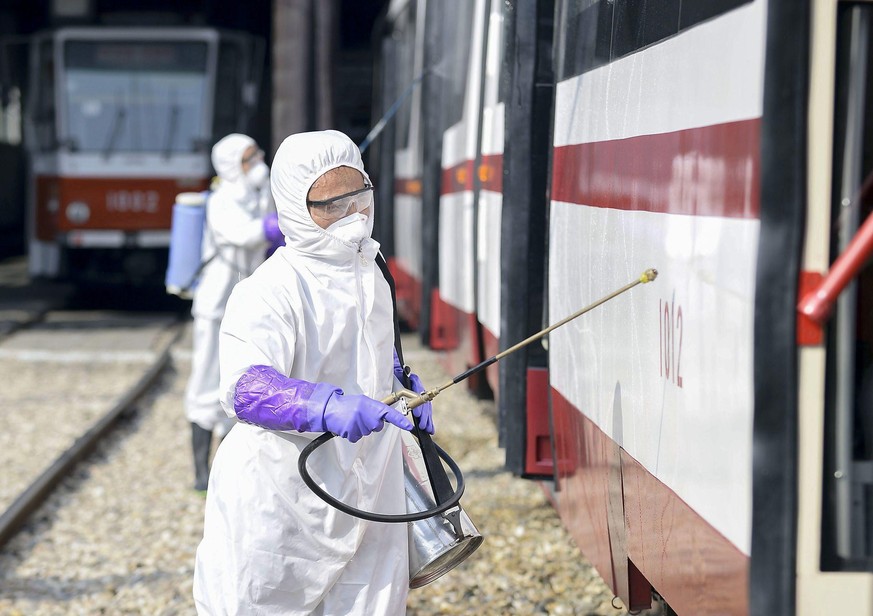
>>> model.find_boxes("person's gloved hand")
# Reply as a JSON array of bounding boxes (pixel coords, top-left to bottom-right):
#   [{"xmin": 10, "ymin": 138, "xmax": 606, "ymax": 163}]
[
  {"xmin": 393, "ymin": 349, "xmax": 435, "ymax": 434},
  {"xmin": 323, "ymin": 391, "xmax": 413, "ymax": 443},
  {"xmin": 406, "ymin": 372, "xmax": 434, "ymax": 434},
  {"xmin": 233, "ymin": 365, "xmax": 412, "ymax": 441},
  {"xmin": 263, "ymin": 212, "xmax": 284, "ymax": 247}
]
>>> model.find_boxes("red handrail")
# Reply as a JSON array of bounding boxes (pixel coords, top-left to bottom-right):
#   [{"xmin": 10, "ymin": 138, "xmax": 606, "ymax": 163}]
[{"xmin": 798, "ymin": 211, "xmax": 873, "ymax": 323}]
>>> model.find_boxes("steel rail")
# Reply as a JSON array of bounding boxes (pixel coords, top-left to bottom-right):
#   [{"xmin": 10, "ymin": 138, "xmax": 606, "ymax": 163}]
[{"xmin": 0, "ymin": 320, "xmax": 184, "ymax": 549}]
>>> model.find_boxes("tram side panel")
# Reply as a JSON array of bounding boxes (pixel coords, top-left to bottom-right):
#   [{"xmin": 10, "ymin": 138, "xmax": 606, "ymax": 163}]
[
  {"xmin": 380, "ymin": 0, "xmax": 427, "ymax": 330},
  {"xmin": 547, "ymin": 1, "xmax": 763, "ymax": 613},
  {"xmin": 432, "ymin": 0, "xmax": 485, "ymax": 385},
  {"xmin": 475, "ymin": 0, "xmax": 506, "ymax": 395},
  {"xmin": 378, "ymin": 0, "xmax": 500, "ymax": 379}
]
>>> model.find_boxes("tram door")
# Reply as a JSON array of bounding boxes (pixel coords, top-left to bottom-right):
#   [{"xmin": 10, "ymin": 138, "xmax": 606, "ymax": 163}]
[
  {"xmin": 824, "ymin": 0, "xmax": 873, "ymax": 569},
  {"xmin": 798, "ymin": 1, "xmax": 873, "ymax": 613},
  {"xmin": 499, "ymin": 0, "xmax": 554, "ymax": 478},
  {"xmin": 384, "ymin": 0, "xmax": 427, "ymax": 330},
  {"xmin": 475, "ymin": 0, "xmax": 506, "ymax": 396}
]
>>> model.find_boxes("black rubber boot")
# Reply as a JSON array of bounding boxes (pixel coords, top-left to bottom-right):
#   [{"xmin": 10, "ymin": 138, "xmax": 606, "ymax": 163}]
[{"xmin": 191, "ymin": 423, "xmax": 213, "ymax": 492}]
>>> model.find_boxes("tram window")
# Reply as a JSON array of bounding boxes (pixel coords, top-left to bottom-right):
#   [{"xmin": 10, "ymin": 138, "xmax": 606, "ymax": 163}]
[
  {"xmin": 679, "ymin": 0, "xmax": 752, "ymax": 30},
  {"xmin": 62, "ymin": 41, "xmax": 209, "ymax": 154},
  {"xmin": 611, "ymin": 0, "xmax": 680, "ymax": 59},
  {"xmin": 0, "ymin": 87, "xmax": 22, "ymax": 145},
  {"xmin": 393, "ymin": 7, "xmax": 416, "ymax": 150},
  {"xmin": 555, "ymin": 0, "xmax": 613, "ymax": 82},
  {"xmin": 611, "ymin": 0, "xmax": 753, "ymax": 61},
  {"xmin": 213, "ymin": 40, "xmax": 245, "ymax": 140},
  {"xmin": 0, "ymin": 44, "xmax": 26, "ymax": 146},
  {"xmin": 492, "ymin": 0, "xmax": 508, "ymax": 107},
  {"xmin": 555, "ymin": 0, "xmax": 753, "ymax": 82},
  {"xmin": 439, "ymin": 0, "xmax": 476, "ymax": 131},
  {"xmin": 497, "ymin": 0, "xmax": 509, "ymax": 106},
  {"xmin": 34, "ymin": 40, "xmax": 56, "ymax": 152}
]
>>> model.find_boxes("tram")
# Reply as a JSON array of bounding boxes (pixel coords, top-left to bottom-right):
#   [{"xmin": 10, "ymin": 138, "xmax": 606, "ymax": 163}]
[
  {"xmin": 370, "ymin": 0, "xmax": 873, "ymax": 614},
  {"xmin": 21, "ymin": 26, "xmax": 261, "ymax": 285}
]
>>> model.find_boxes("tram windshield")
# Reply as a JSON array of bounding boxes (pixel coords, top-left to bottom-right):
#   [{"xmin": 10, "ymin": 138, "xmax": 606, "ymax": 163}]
[{"xmin": 61, "ymin": 40, "xmax": 210, "ymax": 154}]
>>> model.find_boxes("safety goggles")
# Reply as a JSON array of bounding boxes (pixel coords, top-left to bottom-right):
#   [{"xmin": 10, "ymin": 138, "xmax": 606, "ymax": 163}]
[
  {"xmin": 307, "ymin": 185, "xmax": 374, "ymax": 222},
  {"xmin": 242, "ymin": 148, "xmax": 265, "ymax": 164}
]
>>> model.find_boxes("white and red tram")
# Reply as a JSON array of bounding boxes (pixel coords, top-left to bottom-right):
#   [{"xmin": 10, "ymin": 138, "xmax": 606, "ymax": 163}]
[
  {"xmin": 373, "ymin": 0, "xmax": 873, "ymax": 613},
  {"xmin": 375, "ymin": 0, "xmax": 511, "ymax": 392},
  {"xmin": 374, "ymin": 0, "xmax": 427, "ymax": 331},
  {"xmin": 549, "ymin": 1, "xmax": 763, "ymax": 612},
  {"xmin": 22, "ymin": 27, "xmax": 260, "ymax": 285}
]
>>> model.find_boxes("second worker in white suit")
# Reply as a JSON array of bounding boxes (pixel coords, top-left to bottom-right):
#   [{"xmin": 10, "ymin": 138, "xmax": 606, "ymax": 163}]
[{"xmin": 186, "ymin": 133, "xmax": 283, "ymax": 492}]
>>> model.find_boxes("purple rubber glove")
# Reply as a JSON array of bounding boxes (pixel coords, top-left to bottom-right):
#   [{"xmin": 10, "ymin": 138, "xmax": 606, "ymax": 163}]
[
  {"xmin": 393, "ymin": 349, "xmax": 434, "ymax": 434},
  {"xmin": 321, "ymin": 394, "xmax": 413, "ymax": 443},
  {"xmin": 263, "ymin": 212, "xmax": 284, "ymax": 246},
  {"xmin": 234, "ymin": 365, "xmax": 413, "ymax": 442}
]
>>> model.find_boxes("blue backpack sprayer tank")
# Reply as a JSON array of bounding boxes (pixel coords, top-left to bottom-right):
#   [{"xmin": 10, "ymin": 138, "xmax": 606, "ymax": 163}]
[
  {"xmin": 299, "ymin": 268, "xmax": 658, "ymax": 588},
  {"xmin": 165, "ymin": 191, "xmax": 211, "ymax": 298}
]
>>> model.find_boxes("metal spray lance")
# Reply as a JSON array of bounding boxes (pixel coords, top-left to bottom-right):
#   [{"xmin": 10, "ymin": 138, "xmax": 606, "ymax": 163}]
[
  {"xmin": 383, "ymin": 268, "xmax": 659, "ymax": 411},
  {"xmin": 298, "ymin": 268, "xmax": 658, "ymax": 588}
]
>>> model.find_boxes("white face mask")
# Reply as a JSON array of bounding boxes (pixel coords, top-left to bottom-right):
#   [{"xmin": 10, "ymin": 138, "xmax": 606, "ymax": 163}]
[
  {"xmin": 246, "ymin": 162, "xmax": 270, "ymax": 190},
  {"xmin": 325, "ymin": 212, "xmax": 372, "ymax": 245}
]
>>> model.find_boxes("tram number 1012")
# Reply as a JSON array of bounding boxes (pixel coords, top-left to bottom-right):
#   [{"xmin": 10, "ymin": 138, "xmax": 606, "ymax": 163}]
[{"xmin": 660, "ymin": 296, "xmax": 684, "ymax": 388}]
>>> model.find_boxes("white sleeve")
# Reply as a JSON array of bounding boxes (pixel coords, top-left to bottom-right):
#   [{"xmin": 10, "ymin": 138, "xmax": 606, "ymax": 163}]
[
  {"xmin": 258, "ymin": 186, "xmax": 276, "ymax": 217},
  {"xmin": 208, "ymin": 194, "xmax": 266, "ymax": 249},
  {"xmin": 218, "ymin": 281, "xmax": 297, "ymax": 418}
]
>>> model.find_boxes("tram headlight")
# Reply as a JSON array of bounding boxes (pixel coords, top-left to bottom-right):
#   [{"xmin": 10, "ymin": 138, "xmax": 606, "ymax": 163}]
[{"xmin": 65, "ymin": 201, "xmax": 91, "ymax": 224}]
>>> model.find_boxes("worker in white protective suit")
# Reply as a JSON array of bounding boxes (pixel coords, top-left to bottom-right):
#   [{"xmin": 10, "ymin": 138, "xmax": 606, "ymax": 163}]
[
  {"xmin": 186, "ymin": 133, "xmax": 284, "ymax": 492},
  {"xmin": 192, "ymin": 130, "xmax": 435, "ymax": 615}
]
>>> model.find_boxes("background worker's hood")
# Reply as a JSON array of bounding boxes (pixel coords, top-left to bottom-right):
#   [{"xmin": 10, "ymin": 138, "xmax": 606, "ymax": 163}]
[{"xmin": 211, "ymin": 133, "xmax": 256, "ymax": 183}]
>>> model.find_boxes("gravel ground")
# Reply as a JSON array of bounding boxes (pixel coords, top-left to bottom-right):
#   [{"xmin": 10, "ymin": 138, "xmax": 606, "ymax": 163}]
[
  {"xmin": 0, "ymin": 358, "xmax": 202, "ymax": 616},
  {"xmin": 0, "ymin": 360, "xmax": 156, "ymax": 511},
  {"xmin": 0, "ymin": 330, "xmax": 629, "ymax": 615},
  {"xmin": 402, "ymin": 341, "xmax": 627, "ymax": 616}
]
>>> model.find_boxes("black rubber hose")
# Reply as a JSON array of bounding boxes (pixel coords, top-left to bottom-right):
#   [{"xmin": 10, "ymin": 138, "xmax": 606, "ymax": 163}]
[{"xmin": 298, "ymin": 432, "xmax": 466, "ymax": 523}]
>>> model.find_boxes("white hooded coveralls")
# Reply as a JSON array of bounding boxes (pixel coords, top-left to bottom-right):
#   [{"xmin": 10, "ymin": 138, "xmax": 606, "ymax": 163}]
[
  {"xmin": 193, "ymin": 130, "xmax": 409, "ymax": 615},
  {"xmin": 185, "ymin": 134, "xmax": 270, "ymax": 432}
]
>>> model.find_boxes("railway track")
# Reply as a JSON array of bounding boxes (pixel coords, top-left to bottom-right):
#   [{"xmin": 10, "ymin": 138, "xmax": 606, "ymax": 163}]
[
  {"xmin": 0, "ymin": 257, "xmax": 194, "ymax": 567},
  {"xmin": 0, "ymin": 318, "xmax": 183, "ymax": 549},
  {"xmin": 0, "ymin": 258, "xmax": 70, "ymax": 340}
]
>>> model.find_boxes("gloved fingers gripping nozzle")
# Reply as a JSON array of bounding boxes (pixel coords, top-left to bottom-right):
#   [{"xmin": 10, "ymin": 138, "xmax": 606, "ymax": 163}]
[
  {"xmin": 391, "ymin": 348, "xmax": 436, "ymax": 434},
  {"xmin": 407, "ymin": 372, "xmax": 434, "ymax": 434},
  {"xmin": 323, "ymin": 391, "xmax": 413, "ymax": 443}
]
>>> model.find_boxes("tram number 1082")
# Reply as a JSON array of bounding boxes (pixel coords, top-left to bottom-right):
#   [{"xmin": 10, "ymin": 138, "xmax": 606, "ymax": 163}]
[{"xmin": 105, "ymin": 190, "xmax": 161, "ymax": 214}]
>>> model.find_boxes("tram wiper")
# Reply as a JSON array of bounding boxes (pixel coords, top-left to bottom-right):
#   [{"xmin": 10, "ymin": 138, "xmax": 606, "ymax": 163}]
[
  {"xmin": 103, "ymin": 103, "xmax": 126, "ymax": 159},
  {"xmin": 163, "ymin": 102, "xmax": 179, "ymax": 159}
]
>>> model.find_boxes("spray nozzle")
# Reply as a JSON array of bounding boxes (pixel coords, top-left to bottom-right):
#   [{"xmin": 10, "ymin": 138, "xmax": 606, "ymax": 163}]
[{"xmin": 383, "ymin": 388, "xmax": 438, "ymax": 412}]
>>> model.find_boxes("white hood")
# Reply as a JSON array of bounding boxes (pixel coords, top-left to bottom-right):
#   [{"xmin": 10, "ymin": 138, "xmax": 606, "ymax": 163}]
[
  {"xmin": 270, "ymin": 130, "xmax": 376, "ymax": 262},
  {"xmin": 211, "ymin": 133, "xmax": 256, "ymax": 183}
]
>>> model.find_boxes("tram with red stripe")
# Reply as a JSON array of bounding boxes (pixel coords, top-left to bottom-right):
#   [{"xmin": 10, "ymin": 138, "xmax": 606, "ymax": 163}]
[
  {"xmin": 21, "ymin": 27, "xmax": 261, "ymax": 285},
  {"xmin": 372, "ymin": 0, "xmax": 873, "ymax": 613}
]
